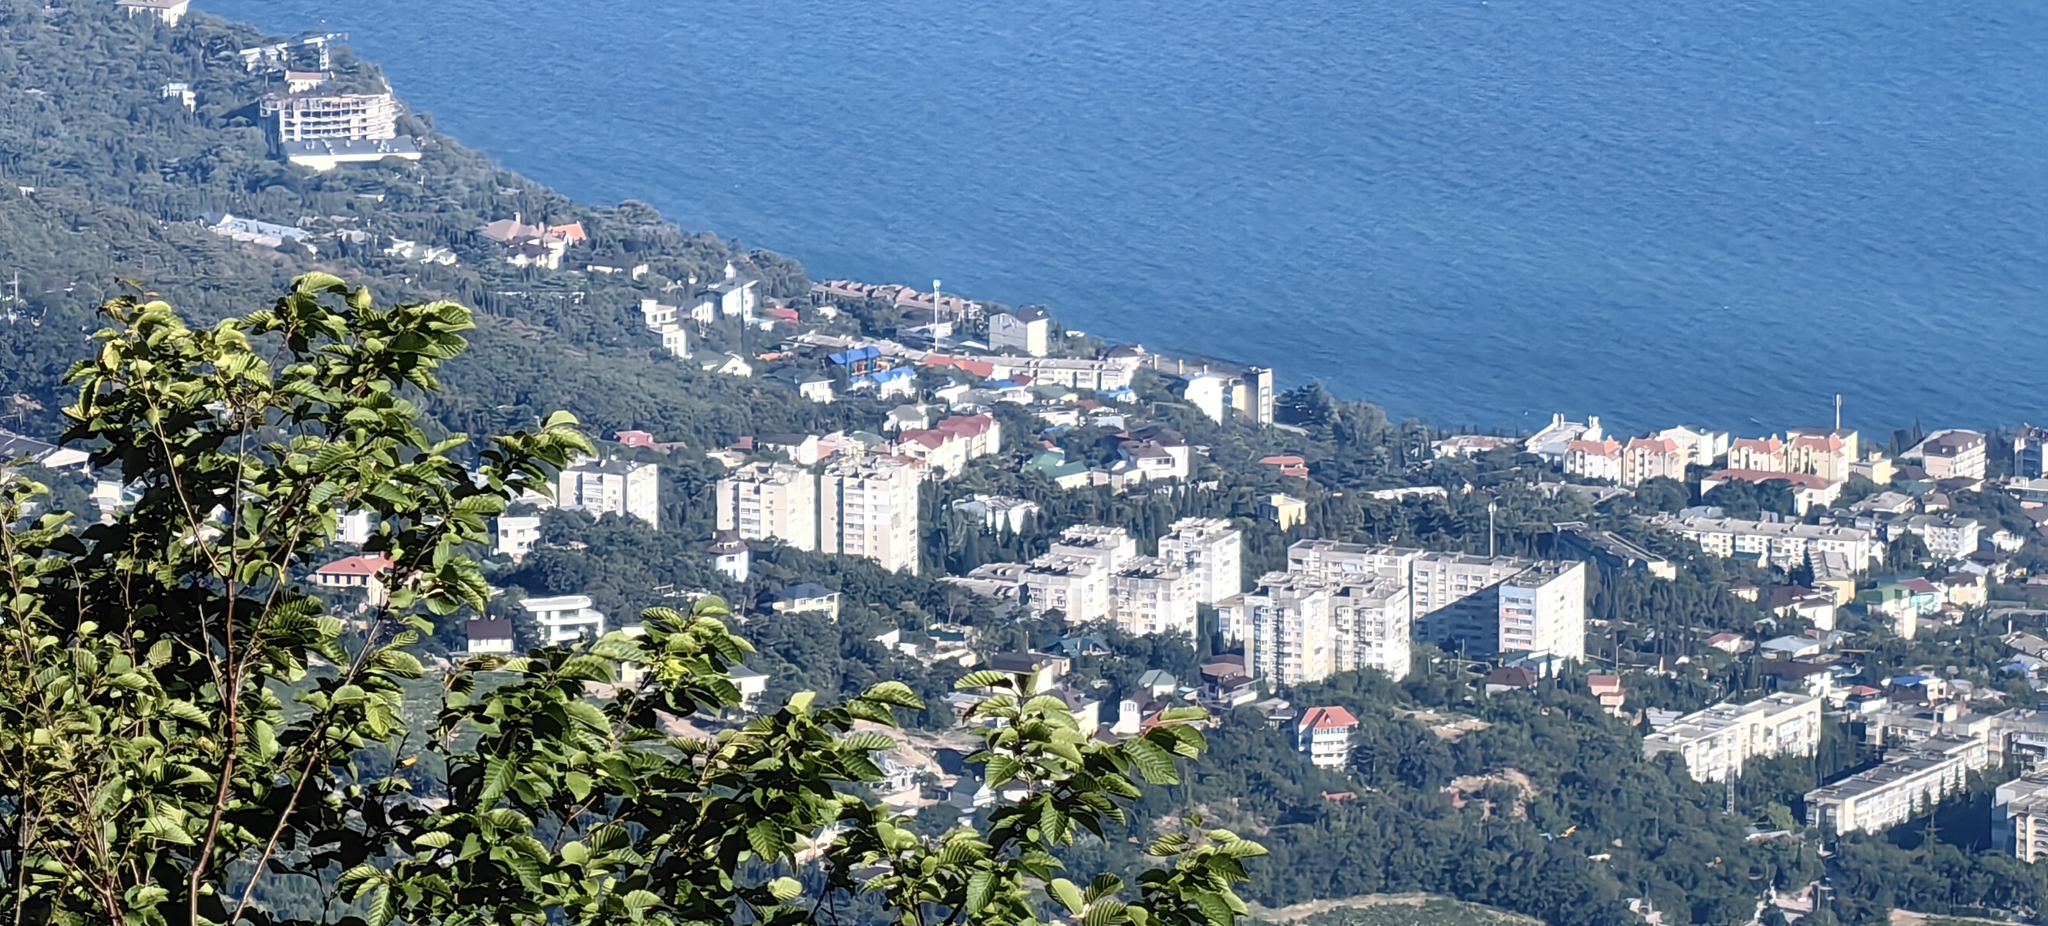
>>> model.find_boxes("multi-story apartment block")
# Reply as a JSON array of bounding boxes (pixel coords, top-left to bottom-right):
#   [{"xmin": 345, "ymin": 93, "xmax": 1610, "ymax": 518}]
[
  {"xmin": 1296, "ymin": 706, "xmax": 1359, "ymax": 769},
  {"xmin": 1159, "ymin": 517, "xmax": 1244, "ymax": 606},
  {"xmin": 1727, "ymin": 436, "xmax": 1787, "ymax": 473},
  {"xmin": 1497, "ymin": 562, "xmax": 1587, "ymax": 660},
  {"xmin": 1997, "ymin": 775, "xmax": 2048, "ymax": 862},
  {"xmin": 820, "ymin": 457, "xmax": 922, "ymax": 574},
  {"xmin": 1527, "ymin": 414, "xmax": 1603, "ymax": 462},
  {"xmin": 1330, "ymin": 576, "xmax": 1412, "ymax": 680},
  {"xmin": 1903, "ymin": 514, "xmax": 1983, "ymax": 561},
  {"xmin": 1806, "ymin": 734, "xmax": 1991, "ymax": 834},
  {"xmin": 1654, "ymin": 426, "xmax": 1731, "ymax": 468},
  {"xmin": 716, "ymin": 462, "xmax": 818, "ymax": 552},
  {"xmin": 1664, "ymin": 515, "xmax": 1882, "ymax": 572},
  {"xmin": 1049, "ymin": 525, "xmax": 1137, "ymax": 573},
  {"xmin": 261, "ymin": 92, "xmax": 400, "ymax": 142},
  {"xmin": 558, "ymin": 459, "xmax": 660, "ymax": 528},
  {"xmin": 1287, "ymin": 540, "xmax": 1420, "ymax": 584},
  {"xmin": 1023, "ymin": 554, "xmax": 1112, "ymax": 624},
  {"xmin": 1622, "ymin": 436, "xmax": 1686, "ymax": 486},
  {"xmin": 1110, "ymin": 557, "xmax": 1200, "ymax": 637},
  {"xmin": 1642, "ymin": 693, "xmax": 1823, "ymax": 782},
  {"xmin": 1563, "ymin": 438, "xmax": 1622, "ymax": 483},
  {"xmin": 1219, "ymin": 572, "xmax": 1336, "ymax": 686},
  {"xmin": 520, "ymin": 594, "xmax": 607, "ymax": 645},
  {"xmin": 1785, "ymin": 428, "xmax": 1858, "ymax": 482},
  {"xmin": 1907, "ymin": 429, "xmax": 1988, "ymax": 481},
  {"xmin": 2016, "ymin": 425, "xmax": 2048, "ymax": 480}
]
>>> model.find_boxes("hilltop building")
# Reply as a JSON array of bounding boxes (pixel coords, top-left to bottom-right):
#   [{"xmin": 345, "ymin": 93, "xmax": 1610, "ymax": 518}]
[
  {"xmin": 558, "ymin": 459, "xmax": 659, "ymax": 528},
  {"xmin": 1642, "ymin": 693, "xmax": 1823, "ymax": 782},
  {"xmin": 716, "ymin": 462, "xmax": 819, "ymax": 551}
]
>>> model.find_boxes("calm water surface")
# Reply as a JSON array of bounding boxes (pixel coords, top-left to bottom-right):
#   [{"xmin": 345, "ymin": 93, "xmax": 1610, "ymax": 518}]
[{"xmin": 208, "ymin": 0, "xmax": 2048, "ymax": 434}]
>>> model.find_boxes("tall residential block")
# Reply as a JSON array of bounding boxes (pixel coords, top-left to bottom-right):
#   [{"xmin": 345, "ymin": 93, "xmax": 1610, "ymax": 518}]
[
  {"xmin": 716, "ymin": 462, "xmax": 818, "ymax": 552},
  {"xmin": 558, "ymin": 459, "xmax": 660, "ymax": 529},
  {"xmin": 1110, "ymin": 557, "xmax": 1200, "ymax": 638},
  {"xmin": 260, "ymin": 92, "xmax": 400, "ymax": 142},
  {"xmin": 1219, "ymin": 572, "xmax": 1336, "ymax": 687},
  {"xmin": 1159, "ymin": 517, "xmax": 1244, "ymax": 605},
  {"xmin": 1331, "ymin": 576, "xmax": 1412, "ymax": 680},
  {"xmin": 820, "ymin": 457, "xmax": 922, "ymax": 574}
]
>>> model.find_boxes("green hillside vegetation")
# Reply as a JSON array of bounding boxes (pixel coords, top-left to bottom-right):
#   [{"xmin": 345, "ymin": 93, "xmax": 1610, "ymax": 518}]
[
  {"xmin": 12, "ymin": 2, "xmax": 2048, "ymax": 925},
  {"xmin": 1254, "ymin": 894, "xmax": 1540, "ymax": 926}
]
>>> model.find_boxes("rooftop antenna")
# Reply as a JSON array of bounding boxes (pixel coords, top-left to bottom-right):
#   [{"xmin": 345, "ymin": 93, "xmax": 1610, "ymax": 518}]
[
  {"xmin": 932, "ymin": 279, "xmax": 942, "ymax": 329},
  {"xmin": 1835, "ymin": 394, "xmax": 1842, "ymax": 432}
]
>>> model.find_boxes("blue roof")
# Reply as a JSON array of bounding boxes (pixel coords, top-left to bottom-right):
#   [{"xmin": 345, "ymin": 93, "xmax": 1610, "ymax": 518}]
[
  {"xmin": 858, "ymin": 366, "xmax": 914, "ymax": 383},
  {"xmin": 829, "ymin": 346, "xmax": 882, "ymax": 365}
]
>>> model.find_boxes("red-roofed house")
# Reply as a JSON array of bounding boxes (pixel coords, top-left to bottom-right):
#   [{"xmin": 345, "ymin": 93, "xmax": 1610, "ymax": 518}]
[
  {"xmin": 1259, "ymin": 455, "xmax": 1309, "ymax": 479},
  {"xmin": 615, "ymin": 430, "xmax": 656, "ymax": 448},
  {"xmin": 922, "ymin": 355, "xmax": 997, "ymax": 379},
  {"xmin": 1623, "ymin": 436, "xmax": 1685, "ymax": 487},
  {"xmin": 893, "ymin": 415, "xmax": 1001, "ymax": 480},
  {"xmin": 1587, "ymin": 674, "xmax": 1625, "ymax": 716},
  {"xmin": 1564, "ymin": 438, "xmax": 1622, "ymax": 483},
  {"xmin": 1296, "ymin": 706, "xmax": 1358, "ymax": 769},
  {"xmin": 1727, "ymin": 436, "xmax": 1788, "ymax": 473},
  {"xmin": 313, "ymin": 554, "xmax": 394, "ymax": 607}
]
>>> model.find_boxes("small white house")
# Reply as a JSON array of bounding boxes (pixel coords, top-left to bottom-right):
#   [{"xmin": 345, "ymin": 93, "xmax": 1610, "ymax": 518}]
[{"xmin": 520, "ymin": 594, "xmax": 606, "ymax": 645}]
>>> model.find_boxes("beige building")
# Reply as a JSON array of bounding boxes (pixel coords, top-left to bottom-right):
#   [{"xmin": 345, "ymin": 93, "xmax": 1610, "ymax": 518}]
[
  {"xmin": 1906, "ymin": 429, "xmax": 1988, "ymax": 481},
  {"xmin": 1785, "ymin": 428, "xmax": 1858, "ymax": 482},
  {"xmin": 716, "ymin": 462, "xmax": 818, "ymax": 552},
  {"xmin": 558, "ymin": 459, "xmax": 660, "ymax": 529},
  {"xmin": 1110, "ymin": 557, "xmax": 1200, "ymax": 637},
  {"xmin": 1643, "ymin": 693, "xmax": 1823, "ymax": 782},
  {"xmin": 1265, "ymin": 493, "xmax": 1307, "ymax": 530},
  {"xmin": 1664, "ymin": 515, "xmax": 1882, "ymax": 572},
  {"xmin": 1159, "ymin": 517, "xmax": 1244, "ymax": 606},
  {"xmin": 1622, "ymin": 436, "xmax": 1686, "ymax": 486},
  {"xmin": 1806, "ymin": 735, "xmax": 1991, "ymax": 834},
  {"xmin": 1220, "ymin": 572, "xmax": 1337, "ymax": 686},
  {"xmin": 820, "ymin": 457, "xmax": 922, "ymax": 574},
  {"xmin": 1727, "ymin": 436, "xmax": 1787, "ymax": 472},
  {"xmin": 1564, "ymin": 438, "xmax": 1622, "ymax": 483}
]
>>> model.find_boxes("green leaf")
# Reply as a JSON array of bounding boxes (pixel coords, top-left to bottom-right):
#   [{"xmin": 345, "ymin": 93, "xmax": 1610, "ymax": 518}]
[
  {"xmin": 1123, "ymin": 736, "xmax": 1181, "ymax": 785},
  {"xmin": 1049, "ymin": 877, "xmax": 1085, "ymax": 915},
  {"xmin": 767, "ymin": 876, "xmax": 803, "ymax": 902}
]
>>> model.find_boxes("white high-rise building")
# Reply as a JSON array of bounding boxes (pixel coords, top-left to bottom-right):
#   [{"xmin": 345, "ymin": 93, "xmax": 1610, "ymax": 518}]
[
  {"xmin": 1048, "ymin": 525, "xmax": 1136, "ymax": 572},
  {"xmin": 495, "ymin": 515, "xmax": 542, "ymax": 561},
  {"xmin": 1110, "ymin": 557, "xmax": 1200, "ymax": 638},
  {"xmin": 1219, "ymin": 572, "xmax": 1336, "ymax": 686},
  {"xmin": 1642, "ymin": 693, "xmax": 1822, "ymax": 783},
  {"xmin": 1331, "ymin": 576, "xmax": 1412, "ymax": 680},
  {"xmin": 1159, "ymin": 517, "xmax": 1244, "ymax": 606},
  {"xmin": 716, "ymin": 462, "xmax": 818, "ymax": 552},
  {"xmin": 1023, "ymin": 555, "xmax": 1112, "ymax": 624},
  {"xmin": 558, "ymin": 459, "xmax": 660, "ymax": 529},
  {"xmin": 820, "ymin": 457, "xmax": 922, "ymax": 574}
]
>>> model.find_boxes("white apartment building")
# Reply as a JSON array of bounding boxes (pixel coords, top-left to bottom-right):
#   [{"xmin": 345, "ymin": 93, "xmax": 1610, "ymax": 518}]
[
  {"xmin": 1497, "ymin": 562, "xmax": 1587, "ymax": 660},
  {"xmin": 1049, "ymin": 525, "xmax": 1137, "ymax": 573},
  {"xmin": 1286, "ymin": 540, "xmax": 1420, "ymax": 585},
  {"xmin": 1997, "ymin": 775, "xmax": 2048, "ymax": 862},
  {"xmin": 1023, "ymin": 555, "xmax": 1112, "ymax": 624},
  {"xmin": 1903, "ymin": 514, "xmax": 1983, "ymax": 561},
  {"xmin": 1806, "ymin": 735, "xmax": 1991, "ymax": 834},
  {"xmin": 260, "ymin": 92, "xmax": 400, "ymax": 142},
  {"xmin": 495, "ymin": 515, "xmax": 542, "ymax": 561},
  {"xmin": 1409, "ymin": 552, "xmax": 1528, "ymax": 634},
  {"xmin": 558, "ymin": 459, "xmax": 660, "ymax": 528},
  {"xmin": 1666, "ymin": 516, "xmax": 1882, "ymax": 572},
  {"xmin": 716, "ymin": 462, "xmax": 818, "ymax": 551},
  {"xmin": 1563, "ymin": 438, "xmax": 1622, "ymax": 483},
  {"xmin": 1642, "ymin": 693, "xmax": 1822, "ymax": 782},
  {"xmin": 1159, "ymin": 517, "xmax": 1244, "ymax": 606},
  {"xmin": 1110, "ymin": 557, "xmax": 1200, "ymax": 637},
  {"xmin": 820, "ymin": 457, "xmax": 922, "ymax": 574},
  {"xmin": 1527, "ymin": 414, "xmax": 1604, "ymax": 461},
  {"xmin": 1330, "ymin": 576, "xmax": 1412, "ymax": 680},
  {"xmin": 520, "ymin": 594, "xmax": 606, "ymax": 645},
  {"xmin": 1296, "ymin": 706, "xmax": 1359, "ymax": 769},
  {"xmin": 1219, "ymin": 572, "xmax": 1336, "ymax": 686},
  {"xmin": 1906, "ymin": 429, "xmax": 1988, "ymax": 481}
]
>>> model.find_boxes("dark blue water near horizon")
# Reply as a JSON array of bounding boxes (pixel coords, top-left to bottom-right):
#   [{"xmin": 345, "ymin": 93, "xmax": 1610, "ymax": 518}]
[{"xmin": 208, "ymin": 0, "xmax": 2048, "ymax": 436}]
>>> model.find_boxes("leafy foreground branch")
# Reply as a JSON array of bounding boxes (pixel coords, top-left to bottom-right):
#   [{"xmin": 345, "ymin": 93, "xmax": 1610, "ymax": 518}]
[{"xmin": 0, "ymin": 275, "xmax": 1261, "ymax": 926}]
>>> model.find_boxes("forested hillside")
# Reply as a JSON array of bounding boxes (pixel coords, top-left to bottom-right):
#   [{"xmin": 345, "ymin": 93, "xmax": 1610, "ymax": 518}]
[{"xmin": 10, "ymin": 4, "xmax": 2048, "ymax": 926}]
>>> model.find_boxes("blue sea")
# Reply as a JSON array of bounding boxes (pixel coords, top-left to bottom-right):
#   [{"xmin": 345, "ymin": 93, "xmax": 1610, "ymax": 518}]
[{"xmin": 207, "ymin": 0, "xmax": 2048, "ymax": 436}]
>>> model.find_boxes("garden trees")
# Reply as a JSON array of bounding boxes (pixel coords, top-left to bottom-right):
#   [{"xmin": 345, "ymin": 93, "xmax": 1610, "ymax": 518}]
[{"xmin": 0, "ymin": 276, "xmax": 1258, "ymax": 926}]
